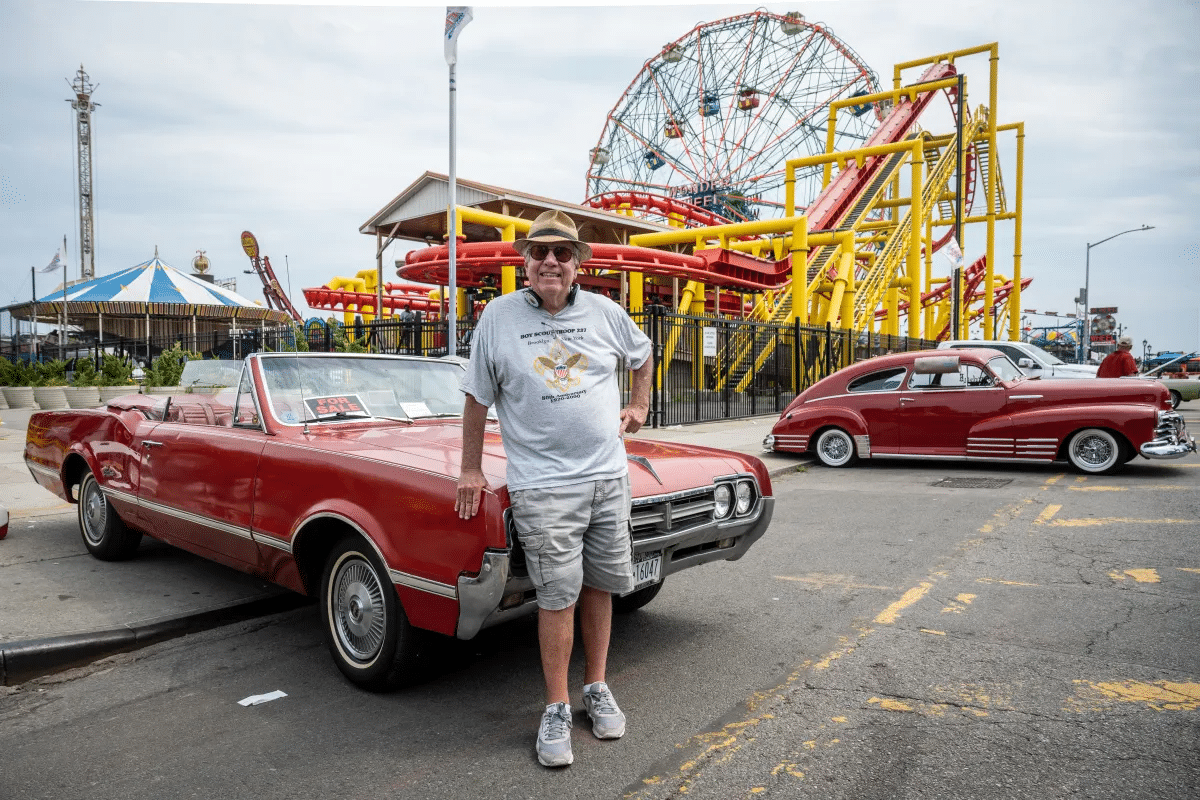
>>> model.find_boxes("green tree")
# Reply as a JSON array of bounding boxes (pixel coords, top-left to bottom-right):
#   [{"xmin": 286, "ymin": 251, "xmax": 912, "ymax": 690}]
[
  {"xmin": 98, "ymin": 354, "xmax": 135, "ymax": 387},
  {"xmin": 145, "ymin": 343, "xmax": 202, "ymax": 388},
  {"xmin": 71, "ymin": 356, "xmax": 100, "ymax": 387}
]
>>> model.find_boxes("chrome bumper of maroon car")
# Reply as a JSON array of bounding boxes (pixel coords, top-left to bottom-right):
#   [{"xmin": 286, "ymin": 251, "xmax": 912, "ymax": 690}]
[
  {"xmin": 1139, "ymin": 411, "xmax": 1196, "ymax": 460},
  {"xmin": 1137, "ymin": 412, "xmax": 1195, "ymax": 455}
]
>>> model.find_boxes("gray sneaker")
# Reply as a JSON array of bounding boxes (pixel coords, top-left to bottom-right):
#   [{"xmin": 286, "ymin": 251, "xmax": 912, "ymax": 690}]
[
  {"xmin": 536, "ymin": 702, "xmax": 574, "ymax": 767},
  {"xmin": 582, "ymin": 681, "xmax": 626, "ymax": 739}
]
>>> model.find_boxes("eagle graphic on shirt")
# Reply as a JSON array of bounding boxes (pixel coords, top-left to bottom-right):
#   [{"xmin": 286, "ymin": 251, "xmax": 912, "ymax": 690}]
[{"xmin": 534, "ymin": 339, "xmax": 588, "ymax": 393}]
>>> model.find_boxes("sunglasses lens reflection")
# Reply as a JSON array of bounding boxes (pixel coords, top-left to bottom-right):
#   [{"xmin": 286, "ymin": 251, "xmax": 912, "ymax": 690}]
[{"xmin": 530, "ymin": 244, "xmax": 575, "ymax": 262}]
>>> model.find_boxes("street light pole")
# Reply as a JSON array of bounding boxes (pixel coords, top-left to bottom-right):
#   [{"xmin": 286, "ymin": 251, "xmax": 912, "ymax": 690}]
[{"xmin": 1079, "ymin": 224, "xmax": 1154, "ymax": 363}]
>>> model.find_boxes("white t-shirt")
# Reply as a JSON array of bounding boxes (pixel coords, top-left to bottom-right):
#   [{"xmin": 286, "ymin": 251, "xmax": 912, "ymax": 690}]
[{"xmin": 460, "ymin": 288, "xmax": 652, "ymax": 491}]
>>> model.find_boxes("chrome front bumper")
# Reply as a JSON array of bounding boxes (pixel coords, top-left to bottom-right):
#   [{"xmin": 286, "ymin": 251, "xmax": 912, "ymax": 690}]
[{"xmin": 1139, "ymin": 411, "xmax": 1197, "ymax": 460}]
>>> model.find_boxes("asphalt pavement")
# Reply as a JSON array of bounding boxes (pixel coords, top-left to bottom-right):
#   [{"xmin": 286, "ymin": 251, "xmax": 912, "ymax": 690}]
[{"xmin": 0, "ymin": 404, "xmax": 799, "ymax": 685}]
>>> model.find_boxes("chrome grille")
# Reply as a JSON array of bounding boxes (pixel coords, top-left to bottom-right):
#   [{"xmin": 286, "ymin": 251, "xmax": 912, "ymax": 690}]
[{"xmin": 630, "ymin": 486, "xmax": 716, "ymax": 541}]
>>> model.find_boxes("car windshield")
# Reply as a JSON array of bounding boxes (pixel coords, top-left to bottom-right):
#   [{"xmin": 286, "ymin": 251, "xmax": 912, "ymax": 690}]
[
  {"xmin": 1031, "ymin": 345, "xmax": 1065, "ymax": 366},
  {"xmin": 987, "ymin": 356, "xmax": 1025, "ymax": 382},
  {"xmin": 259, "ymin": 354, "xmax": 465, "ymax": 424},
  {"xmin": 179, "ymin": 359, "xmax": 243, "ymax": 388}
]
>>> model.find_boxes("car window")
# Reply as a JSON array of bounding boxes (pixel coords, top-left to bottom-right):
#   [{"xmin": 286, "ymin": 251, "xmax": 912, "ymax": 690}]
[
  {"xmin": 233, "ymin": 368, "xmax": 261, "ymax": 428},
  {"xmin": 847, "ymin": 367, "xmax": 907, "ymax": 393},
  {"xmin": 909, "ymin": 370, "xmax": 962, "ymax": 389},
  {"xmin": 987, "ymin": 356, "xmax": 1024, "ymax": 382},
  {"xmin": 963, "ymin": 364, "xmax": 994, "ymax": 387}
]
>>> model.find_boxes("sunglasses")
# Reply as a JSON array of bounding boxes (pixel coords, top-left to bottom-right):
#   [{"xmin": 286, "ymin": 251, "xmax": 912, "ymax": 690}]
[{"xmin": 528, "ymin": 244, "xmax": 576, "ymax": 262}]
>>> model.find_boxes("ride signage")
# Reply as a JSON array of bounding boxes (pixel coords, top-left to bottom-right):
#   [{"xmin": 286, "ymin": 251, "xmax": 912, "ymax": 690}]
[{"xmin": 304, "ymin": 394, "xmax": 369, "ymax": 419}]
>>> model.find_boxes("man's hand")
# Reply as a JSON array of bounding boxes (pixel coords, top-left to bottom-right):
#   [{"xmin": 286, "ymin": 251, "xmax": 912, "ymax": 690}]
[
  {"xmin": 619, "ymin": 403, "xmax": 648, "ymax": 436},
  {"xmin": 620, "ymin": 357, "xmax": 653, "ymax": 436},
  {"xmin": 457, "ymin": 394, "xmax": 491, "ymax": 519},
  {"xmin": 456, "ymin": 469, "xmax": 489, "ymax": 519}
]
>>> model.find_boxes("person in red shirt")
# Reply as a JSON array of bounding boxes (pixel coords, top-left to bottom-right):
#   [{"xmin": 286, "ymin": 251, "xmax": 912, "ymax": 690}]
[{"xmin": 1098, "ymin": 336, "xmax": 1139, "ymax": 378}]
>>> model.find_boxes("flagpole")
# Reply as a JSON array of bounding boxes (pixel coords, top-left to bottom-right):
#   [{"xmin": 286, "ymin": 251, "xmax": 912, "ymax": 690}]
[
  {"xmin": 448, "ymin": 55, "xmax": 458, "ymax": 355},
  {"xmin": 62, "ymin": 235, "xmax": 68, "ymax": 360},
  {"xmin": 31, "ymin": 267, "xmax": 37, "ymax": 363}
]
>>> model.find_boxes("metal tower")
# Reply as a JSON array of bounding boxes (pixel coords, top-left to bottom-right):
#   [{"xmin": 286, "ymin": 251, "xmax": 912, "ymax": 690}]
[{"xmin": 68, "ymin": 65, "xmax": 99, "ymax": 281}]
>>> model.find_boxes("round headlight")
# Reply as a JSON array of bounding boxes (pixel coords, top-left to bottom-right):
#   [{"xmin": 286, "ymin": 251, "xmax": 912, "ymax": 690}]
[
  {"xmin": 713, "ymin": 483, "xmax": 733, "ymax": 519},
  {"xmin": 735, "ymin": 480, "xmax": 754, "ymax": 515}
]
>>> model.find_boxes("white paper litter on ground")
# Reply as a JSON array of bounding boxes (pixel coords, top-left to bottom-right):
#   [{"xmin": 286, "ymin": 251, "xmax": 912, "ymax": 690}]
[{"xmin": 238, "ymin": 690, "xmax": 288, "ymax": 706}]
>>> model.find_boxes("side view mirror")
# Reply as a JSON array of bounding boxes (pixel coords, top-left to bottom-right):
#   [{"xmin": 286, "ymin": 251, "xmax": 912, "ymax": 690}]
[{"xmin": 1018, "ymin": 358, "xmax": 1038, "ymax": 369}]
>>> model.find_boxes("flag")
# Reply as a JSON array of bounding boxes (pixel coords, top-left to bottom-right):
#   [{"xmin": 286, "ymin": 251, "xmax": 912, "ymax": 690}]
[
  {"xmin": 942, "ymin": 236, "xmax": 964, "ymax": 269},
  {"xmin": 444, "ymin": 6, "xmax": 473, "ymax": 66},
  {"xmin": 41, "ymin": 250, "xmax": 62, "ymax": 272}
]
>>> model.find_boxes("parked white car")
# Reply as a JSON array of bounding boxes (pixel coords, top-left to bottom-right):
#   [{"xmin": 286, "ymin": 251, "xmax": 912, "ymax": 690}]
[{"xmin": 937, "ymin": 340, "xmax": 1098, "ymax": 379}]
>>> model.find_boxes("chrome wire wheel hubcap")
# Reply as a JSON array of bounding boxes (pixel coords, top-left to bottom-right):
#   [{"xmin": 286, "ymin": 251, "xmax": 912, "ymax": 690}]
[
  {"xmin": 333, "ymin": 558, "xmax": 386, "ymax": 663},
  {"xmin": 1074, "ymin": 433, "xmax": 1115, "ymax": 469}
]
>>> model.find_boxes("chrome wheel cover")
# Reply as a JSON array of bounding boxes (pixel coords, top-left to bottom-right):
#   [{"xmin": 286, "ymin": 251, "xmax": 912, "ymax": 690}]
[
  {"xmin": 817, "ymin": 430, "xmax": 853, "ymax": 466},
  {"xmin": 1070, "ymin": 430, "xmax": 1118, "ymax": 471},
  {"xmin": 81, "ymin": 478, "xmax": 108, "ymax": 546},
  {"xmin": 331, "ymin": 556, "xmax": 387, "ymax": 664}
]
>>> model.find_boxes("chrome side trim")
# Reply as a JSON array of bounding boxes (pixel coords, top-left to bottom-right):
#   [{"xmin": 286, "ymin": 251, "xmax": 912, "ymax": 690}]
[
  {"xmin": 138, "ymin": 498, "xmax": 255, "ymax": 542},
  {"xmin": 854, "ymin": 434, "xmax": 872, "ymax": 458},
  {"xmin": 103, "ymin": 487, "xmax": 141, "ymax": 507},
  {"xmin": 391, "ymin": 568, "xmax": 457, "ymax": 599},
  {"xmin": 1009, "ymin": 394, "xmax": 1044, "ymax": 400},
  {"xmin": 256, "ymin": 535, "xmax": 292, "ymax": 554},
  {"xmin": 25, "ymin": 460, "xmax": 58, "ymax": 480}
]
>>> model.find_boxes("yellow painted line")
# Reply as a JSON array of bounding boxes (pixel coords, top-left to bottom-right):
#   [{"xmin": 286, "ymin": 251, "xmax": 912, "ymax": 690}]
[
  {"xmin": 1108, "ymin": 569, "xmax": 1161, "ymax": 583},
  {"xmin": 976, "ymin": 577, "xmax": 1038, "ymax": 587},
  {"xmin": 874, "ymin": 581, "xmax": 933, "ymax": 625},
  {"xmin": 941, "ymin": 593, "xmax": 976, "ymax": 614},
  {"xmin": 920, "ymin": 628, "xmax": 946, "ymax": 635},
  {"xmin": 1067, "ymin": 679, "xmax": 1200, "ymax": 711},
  {"xmin": 1179, "ymin": 568, "xmax": 1200, "ymax": 574},
  {"xmin": 1069, "ymin": 484, "xmax": 1189, "ymax": 491},
  {"xmin": 774, "ymin": 574, "xmax": 893, "ymax": 591},
  {"xmin": 1044, "ymin": 474, "xmax": 1065, "ymax": 485},
  {"xmin": 1048, "ymin": 517, "xmax": 1193, "ymax": 527},
  {"xmin": 1034, "ymin": 504, "xmax": 1061, "ymax": 524},
  {"xmin": 868, "ymin": 697, "xmax": 914, "ymax": 712}
]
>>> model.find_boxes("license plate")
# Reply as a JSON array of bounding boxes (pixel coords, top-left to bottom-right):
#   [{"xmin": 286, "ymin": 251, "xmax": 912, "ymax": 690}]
[{"xmin": 630, "ymin": 552, "xmax": 662, "ymax": 591}]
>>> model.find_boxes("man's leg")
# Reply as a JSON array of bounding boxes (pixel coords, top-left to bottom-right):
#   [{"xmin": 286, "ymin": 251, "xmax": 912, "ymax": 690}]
[
  {"xmin": 579, "ymin": 585, "xmax": 612, "ymax": 685},
  {"xmin": 538, "ymin": 604, "xmax": 575, "ymax": 704}
]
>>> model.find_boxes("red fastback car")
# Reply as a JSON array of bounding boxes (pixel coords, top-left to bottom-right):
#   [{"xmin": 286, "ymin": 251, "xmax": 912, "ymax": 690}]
[
  {"xmin": 764, "ymin": 348, "xmax": 1195, "ymax": 473},
  {"xmin": 25, "ymin": 352, "xmax": 774, "ymax": 690}
]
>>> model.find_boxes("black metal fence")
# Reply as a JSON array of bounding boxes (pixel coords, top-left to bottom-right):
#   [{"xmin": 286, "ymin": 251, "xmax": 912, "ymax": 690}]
[
  {"xmin": 628, "ymin": 307, "xmax": 936, "ymax": 427},
  {"xmin": 3, "ymin": 313, "xmax": 935, "ymax": 427}
]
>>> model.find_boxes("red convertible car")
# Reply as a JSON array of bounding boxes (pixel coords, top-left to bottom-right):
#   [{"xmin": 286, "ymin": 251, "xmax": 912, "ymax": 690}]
[
  {"xmin": 25, "ymin": 352, "xmax": 773, "ymax": 690},
  {"xmin": 764, "ymin": 349, "xmax": 1195, "ymax": 474}
]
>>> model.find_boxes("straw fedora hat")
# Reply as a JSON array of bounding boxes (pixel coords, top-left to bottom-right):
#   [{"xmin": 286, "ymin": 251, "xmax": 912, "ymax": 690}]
[{"xmin": 512, "ymin": 210, "xmax": 593, "ymax": 263}]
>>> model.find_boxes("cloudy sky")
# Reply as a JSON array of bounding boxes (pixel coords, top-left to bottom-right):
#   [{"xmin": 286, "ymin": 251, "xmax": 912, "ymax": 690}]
[{"xmin": 2, "ymin": 0, "xmax": 1197, "ymax": 355}]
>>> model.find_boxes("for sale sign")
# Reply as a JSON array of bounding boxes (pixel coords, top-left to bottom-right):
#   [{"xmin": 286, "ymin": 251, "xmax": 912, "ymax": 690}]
[{"xmin": 304, "ymin": 394, "xmax": 369, "ymax": 419}]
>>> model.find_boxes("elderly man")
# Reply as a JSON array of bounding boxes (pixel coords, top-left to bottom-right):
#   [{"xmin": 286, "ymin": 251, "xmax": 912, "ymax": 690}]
[
  {"xmin": 455, "ymin": 210, "xmax": 652, "ymax": 768},
  {"xmin": 1098, "ymin": 335, "xmax": 1138, "ymax": 378}
]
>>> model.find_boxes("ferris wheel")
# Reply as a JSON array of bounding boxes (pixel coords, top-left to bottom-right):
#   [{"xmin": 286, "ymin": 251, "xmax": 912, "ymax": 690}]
[{"xmin": 585, "ymin": 10, "xmax": 882, "ymax": 225}]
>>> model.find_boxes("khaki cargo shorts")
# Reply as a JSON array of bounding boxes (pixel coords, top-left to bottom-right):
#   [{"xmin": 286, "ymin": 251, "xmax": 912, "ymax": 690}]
[{"xmin": 509, "ymin": 476, "xmax": 634, "ymax": 611}]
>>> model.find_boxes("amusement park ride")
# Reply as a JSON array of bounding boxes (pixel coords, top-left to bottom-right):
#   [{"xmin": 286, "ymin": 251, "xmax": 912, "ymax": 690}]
[{"xmin": 299, "ymin": 11, "xmax": 1028, "ymax": 355}]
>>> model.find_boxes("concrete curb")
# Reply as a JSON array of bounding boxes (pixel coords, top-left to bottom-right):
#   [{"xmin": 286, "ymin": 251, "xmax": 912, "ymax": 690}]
[{"xmin": 0, "ymin": 592, "xmax": 310, "ymax": 686}]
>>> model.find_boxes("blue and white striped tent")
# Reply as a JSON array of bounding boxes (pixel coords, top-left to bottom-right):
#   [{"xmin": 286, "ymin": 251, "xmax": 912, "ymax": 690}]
[{"xmin": 32, "ymin": 254, "xmax": 291, "ymax": 323}]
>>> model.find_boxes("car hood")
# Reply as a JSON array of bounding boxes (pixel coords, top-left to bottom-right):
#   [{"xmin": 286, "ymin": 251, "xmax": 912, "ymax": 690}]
[
  {"xmin": 295, "ymin": 420, "xmax": 760, "ymax": 498},
  {"xmin": 1011, "ymin": 376, "xmax": 1167, "ymax": 406},
  {"xmin": 1047, "ymin": 363, "xmax": 1098, "ymax": 377}
]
